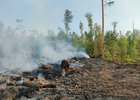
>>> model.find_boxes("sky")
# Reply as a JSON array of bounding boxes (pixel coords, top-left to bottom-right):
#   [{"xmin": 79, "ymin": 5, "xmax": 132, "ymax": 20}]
[{"xmin": 0, "ymin": 0, "xmax": 140, "ymax": 34}]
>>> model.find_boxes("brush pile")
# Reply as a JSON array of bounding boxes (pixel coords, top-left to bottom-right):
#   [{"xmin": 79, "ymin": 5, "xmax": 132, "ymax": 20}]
[{"xmin": 0, "ymin": 58, "xmax": 140, "ymax": 100}]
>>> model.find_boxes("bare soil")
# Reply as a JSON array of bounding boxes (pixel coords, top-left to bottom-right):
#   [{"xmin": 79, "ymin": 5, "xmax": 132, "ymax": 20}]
[{"xmin": 0, "ymin": 58, "xmax": 140, "ymax": 100}]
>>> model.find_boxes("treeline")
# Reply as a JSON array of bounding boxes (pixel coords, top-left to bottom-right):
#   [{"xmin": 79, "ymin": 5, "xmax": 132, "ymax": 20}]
[{"xmin": 55, "ymin": 9, "xmax": 140, "ymax": 63}]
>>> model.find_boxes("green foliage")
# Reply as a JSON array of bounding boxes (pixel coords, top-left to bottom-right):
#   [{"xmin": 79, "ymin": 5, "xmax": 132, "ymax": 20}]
[
  {"xmin": 93, "ymin": 23, "xmax": 103, "ymax": 57},
  {"xmin": 64, "ymin": 9, "xmax": 73, "ymax": 34},
  {"xmin": 85, "ymin": 13, "xmax": 93, "ymax": 33},
  {"xmin": 127, "ymin": 30, "xmax": 140, "ymax": 58},
  {"xmin": 60, "ymin": 10, "xmax": 140, "ymax": 63},
  {"xmin": 85, "ymin": 31, "xmax": 94, "ymax": 56},
  {"xmin": 84, "ymin": 13, "xmax": 94, "ymax": 56},
  {"xmin": 104, "ymin": 28, "xmax": 140, "ymax": 63},
  {"xmin": 105, "ymin": 30, "xmax": 118, "ymax": 60},
  {"xmin": 57, "ymin": 28, "xmax": 69, "ymax": 41},
  {"xmin": 117, "ymin": 35, "xmax": 128, "ymax": 62},
  {"xmin": 79, "ymin": 21, "xmax": 84, "ymax": 36}
]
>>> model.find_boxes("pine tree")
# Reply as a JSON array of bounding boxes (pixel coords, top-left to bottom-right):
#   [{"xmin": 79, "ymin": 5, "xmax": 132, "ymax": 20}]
[
  {"xmin": 64, "ymin": 9, "xmax": 73, "ymax": 34},
  {"xmin": 85, "ymin": 13, "xmax": 94, "ymax": 56}
]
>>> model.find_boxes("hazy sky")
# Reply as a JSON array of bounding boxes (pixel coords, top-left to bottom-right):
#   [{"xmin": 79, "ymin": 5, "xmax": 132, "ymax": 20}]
[{"xmin": 0, "ymin": 0, "xmax": 140, "ymax": 34}]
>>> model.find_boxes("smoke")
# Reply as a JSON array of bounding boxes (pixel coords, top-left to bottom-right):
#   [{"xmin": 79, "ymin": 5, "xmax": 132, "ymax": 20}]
[{"xmin": 0, "ymin": 22, "xmax": 89, "ymax": 71}]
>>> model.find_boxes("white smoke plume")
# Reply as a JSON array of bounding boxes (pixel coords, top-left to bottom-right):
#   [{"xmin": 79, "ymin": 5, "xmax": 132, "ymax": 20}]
[{"xmin": 0, "ymin": 22, "xmax": 89, "ymax": 71}]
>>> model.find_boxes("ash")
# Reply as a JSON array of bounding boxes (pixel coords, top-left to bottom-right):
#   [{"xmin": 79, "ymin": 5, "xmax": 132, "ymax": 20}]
[{"xmin": 0, "ymin": 58, "xmax": 140, "ymax": 100}]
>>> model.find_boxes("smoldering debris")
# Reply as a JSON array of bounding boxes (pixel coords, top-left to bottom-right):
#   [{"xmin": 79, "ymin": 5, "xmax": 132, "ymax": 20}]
[
  {"xmin": 0, "ymin": 58, "xmax": 139, "ymax": 100},
  {"xmin": 0, "ymin": 22, "xmax": 89, "ymax": 71}
]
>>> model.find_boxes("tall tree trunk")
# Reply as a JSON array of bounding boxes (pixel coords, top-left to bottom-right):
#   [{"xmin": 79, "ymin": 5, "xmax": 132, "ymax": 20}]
[{"xmin": 101, "ymin": 0, "xmax": 105, "ymax": 58}]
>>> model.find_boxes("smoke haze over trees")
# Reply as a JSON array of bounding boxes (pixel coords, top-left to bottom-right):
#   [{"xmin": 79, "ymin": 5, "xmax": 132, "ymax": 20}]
[
  {"xmin": 0, "ymin": 6, "xmax": 140, "ymax": 71},
  {"xmin": 0, "ymin": 21, "xmax": 89, "ymax": 71}
]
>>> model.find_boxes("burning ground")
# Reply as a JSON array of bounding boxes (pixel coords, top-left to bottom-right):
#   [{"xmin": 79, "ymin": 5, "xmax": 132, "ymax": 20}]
[{"xmin": 0, "ymin": 58, "xmax": 140, "ymax": 100}]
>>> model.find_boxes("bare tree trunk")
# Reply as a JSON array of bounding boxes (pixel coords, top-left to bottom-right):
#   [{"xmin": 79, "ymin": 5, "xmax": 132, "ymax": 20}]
[{"xmin": 101, "ymin": 0, "xmax": 105, "ymax": 58}]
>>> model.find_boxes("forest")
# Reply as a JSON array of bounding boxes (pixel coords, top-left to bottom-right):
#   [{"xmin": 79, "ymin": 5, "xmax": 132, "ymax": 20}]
[
  {"xmin": 0, "ymin": 1, "xmax": 140, "ymax": 100},
  {"xmin": 52, "ymin": 9, "xmax": 140, "ymax": 63}
]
